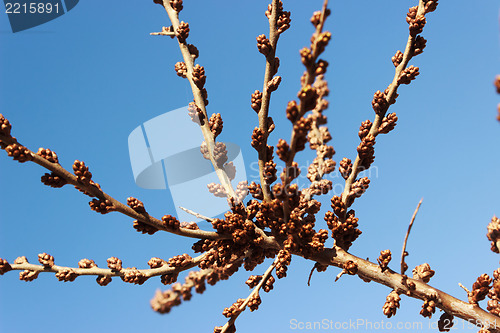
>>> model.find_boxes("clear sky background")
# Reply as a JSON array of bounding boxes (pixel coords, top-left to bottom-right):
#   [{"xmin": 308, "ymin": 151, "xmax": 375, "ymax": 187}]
[{"xmin": 0, "ymin": 1, "xmax": 499, "ymax": 332}]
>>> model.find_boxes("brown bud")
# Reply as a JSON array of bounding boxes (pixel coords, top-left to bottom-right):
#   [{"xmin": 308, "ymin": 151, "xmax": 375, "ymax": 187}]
[
  {"xmin": 392, "ymin": 50, "xmax": 403, "ymax": 67},
  {"xmin": 169, "ymin": 0, "xmax": 183, "ymax": 12},
  {"xmin": 176, "ymin": 21, "xmax": 189, "ymax": 43},
  {"xmin": 412, "ymin": 263, "xmax": 435, "ymax": 283},
  {"xmin": 377, "ymin": 250, "xmax": 392, "ymax": 271},
  {"xmin": 5, "ymin": 143, "xmax": 32, "ymax": 163},
  {"xmin": 209, "ymin": 113, "xmax": 223, "ymax": 139},
  {"xmin": 73, "ymin": 160, "xmax": 92, "ymax": 184},
  {"xmin": 107, "ymin": 257, "xmax": 122, "ymax": 271},
  {"xmin": 192, "ymin": 64, "xmax": 206, "ymax": 89},
  {"xmin": 56, "ymin": 269, "xmax": 78, "ymax": 282},
  {"xmin": 251, "ymin": 90, "xmax": 263, "ymax": 113},
  {"xmin": 382, "ymin": 290, "xmax": 400, "ymax": 318},
  {"xmin": 0, "ymin": 114, "xmax": 12, "ymax": 137},
  {"xmin": 41, "ymin": 172, "xmax": 67, "ymax": 188},
  {"xmin": 89, "ymin": 198, "xmax": 114, "ymax": 214},
  {"xmin": 256, "ymin": 34, "xmax": 272, "ymax": 57},
  {"xmin": 162, "ymin": 215, "xmax": 180, "ymax": 230},
  {"xmin": 133, "ymin": 220, "xmax": 158, "ymax": 235},
  {"xmin": 127, "ymin": 197, "xmax": 146, "ymax": 214},
  {"xmin": 398, "ymin": 66, "xmax": 420, "ymax": 85},
  {"xmin": 78, "ymin": 259, "xmax": 97, "ymax": 269},
  {"xmin": 36, "ymin": 148, "xmax": 59, "ymax": 164},
  {"xmin": 267, "ymin": 76, "xmax": 281, "ymax": 92},
  {"xmin": 174, "ymin": 62, "xmax": 187, "ymax": 78},
  {"xmin": 0, "ymin": 258, "xmax": 12, "ymax": 275},
  {"xmin": 38, "ymin": 253, "xmax": 54, "ymax": 267}
]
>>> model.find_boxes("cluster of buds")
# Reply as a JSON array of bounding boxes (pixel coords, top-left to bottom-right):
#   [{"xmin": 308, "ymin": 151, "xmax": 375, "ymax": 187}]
[
  {"xmin": 78, "ymin": 259, "xmax": 97, "ymax": 269},
  {"xmin": 412, "ymin": 263, "xmax": 435, "ymax": 283},
  {"xmin": 36, "ymin": 148, "xmax": 59, "ymax": 164},
  {"xmin": 169, "ymin": 0, "xmax": 183, "ymax": 13},
  {"xmin": 188, "ymin": 102, "xmax": 204, "ymax": 124},
  {"xmin": 468, "ymin": 274, "xmax": 492, "ymax": 304},
  {"xmin": 213, "ymin": 142, "xmax": 228, "ymax": 167},
  {"xmin": 38, "ymin": 253, "xmax": 54, "ymax": 267},
  {"xmin": 41, "ymin": 172, "xmax": 67, "ymax": 188},
  {"xmin": 256, "ymin": 35, "xmax": 272, "ymax": 57},
  {"xmin": 325, "ymin": 209, "xmax": 361, "ymax": 251},
  {"xmin": 377, "ymin": 250, "xmax": 392, "ymax": 272},
  {"xmin": 248, "ymin": 293, "xmax": 262, "ymax": 311},
  {"xmin": 267, "ymin": 76, "xmax": 282, "ymax": 93},
  {"xmin": 207, "ymin": 183, "xmax": 227, "ymax": 198},
  {"xmin": 406, "ymin": 6, "xmax": 427, "ymax": 37},
  {"xmin": 413, "ymin": 35, "xmax": 427, "ymax": 56},
  {"xmin": 392, "ymin": 50, "xmax": 403, "ymax": 67},
  {"xmin": 107, "ymin": 257, "xmax": 123, "ymax": 271},
  {"xmin": 487, "ymin": 216, "xmax": 500, "ymax": 253},
  {"xmin": 0, "ymin": 113, "xmax": 12, "ymax": 138},
  {"xmin": 176, "ymin": 21, "xmax": 189, "ymax": 43},
  {"xmin": 56, "ymin": 269, "xmax": 78, "ymax": 282},
  {"xmin": 162, "ymin": 214, "xmax": 180, "ymax": 230},
  {"xmin": 5, "ymin": 143, "xmax": 32, "ymax": 163},
  {"xmin": 89, "ymin": 198, "xmax": 114, "ymax": 214},
  {"xmin": 209, "ymin": 113, "xmax": 223, "ymax": 139},
  {"xmin": 174, "ymin": 61, "xmax": 187, "ymax": 78},
  {"xmin": 0, "ymin": 258, "xmax": 12, "ymax": 275},
  {"xmin": 192, "ymin": 64, "xmax": 206, "ymax": 90},
  {"xmin": 251, "ymin": 90, "xmax": 263, "ymax": 113},
  {"xmin": 378, "ymin": 113, "xmax": 398, "ymax": 134},
  {"xmin": 251, "ymin": 128, "xmax": 266, "ymax": 151},
  {"xmin": 133, "ymin": 220, "xmax": 158, "ymax": 235},
  {"xmin": 339, "ymin": 158, "xmax": 353, "ymax": 180},
  {"xmin": 310, "ymin": 9, "xmax": 331, "ymax": 28},
  {"xmin": 420, "ymin": 295, "xmax": 437, "ymax": 318},
  {"xmin": 275, "ymin": 250, "xmax": 291, "ymax": 279},
  {"xmin": 382, "ymin": 290, "xmax": 400, "ymax": 318},
  {"xmin": 397, "ymin": 65, "xmax": 420, "ymax": 85},
  {"xmin": 122, "ymin": 268, "xmax": 147, "ymax": 285},
  {"xmin": 127, "ymin": 197, "xmax": 146, "ymax": 214},
  {"xmin": 265, "ymin": 0, "xmax": 291, "ymax": 35},
  {"xmin": 73, "ymin": 160, "xmax": 92, "ymax": 184},
  {"xmin": 372, "ymin": 90, "xmax": 388, "ymax": 114},
  {"xmin": 167, "ymin": 254, "xmax": 193, "ymax": 268},
  {"xmin": 223, "ymin": 298, "xmax": 245, "ymax": 318}
]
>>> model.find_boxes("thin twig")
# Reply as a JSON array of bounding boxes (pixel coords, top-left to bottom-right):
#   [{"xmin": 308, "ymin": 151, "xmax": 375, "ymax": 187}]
[
  {"xmin": 341, "ymin": 0, "xmax": 427, "ymax": 205},
  {"xmin": 256, "ymin": 0, "xmax": 280, "ymax": 202},
  {"xmin": 161, "ymin": 1, "xmax": 237, "ymax": 200},
  {"xmin": 179, "ymin": 206, "xmax": 213, "ymax": 223},
  {"xmin": 220, "ymin": 258, "xmax": 277, "ymax": 333},
  {"xmin": 7, "ymin": 252, "xmax": 209, "ymax": 280},
  {"xmin": 0, "ymin": 133, "xmax": 226, "ymax": 241},
  {"xmin": 400, "ymin": 198, "xmax": 423, "ymax": 274}
]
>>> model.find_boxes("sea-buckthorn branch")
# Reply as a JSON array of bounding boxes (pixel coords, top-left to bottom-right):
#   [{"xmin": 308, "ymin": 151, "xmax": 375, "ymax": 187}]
[
  {"xmin": 157, "ymin": 1, "xmax": 276, "ymax": 248},
  {"xmin": 253, "ymin": 0, "xmax": 288, "ymax": 202},
  {"xmin": 151, "ymin": 251, "xmax": 248, "ymax": 314},
  {"xmin": 0, "ymin": 121, "xmax": 225, "ymax": 241},
  {"xmin": 289, "ymin": 245, "xmax": 500, "ymax": 332},
  {"xmin": 156, "ymin": 0, "xmax": 237, "ymax": 201},
  {"xmin": 217, "ymin": 257, "xmax": 278, "ymax": 333},
  {"xmin": 303, "ymin": 74, "xmax": 335, "ymax": 202},
  {"xmin": 400, "ymin": 198, "xmax": 423, "ymax": 274},
  {"xmin": 0, "ymin": 252, "xmax": 210, "ymax": 285},
  {"xmin": 341, "ymin": 0, "xmax": 430, "ymax": 206},
  {"xmin": 279, "ymin": 0, "xmax": 331, "ymax": 220}
]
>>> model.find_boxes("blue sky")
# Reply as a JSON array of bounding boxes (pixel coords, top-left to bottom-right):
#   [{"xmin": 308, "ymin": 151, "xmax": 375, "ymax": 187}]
[{"xmin": 0, "ymin": 1, "xmax": 499, "ymax": 332}]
